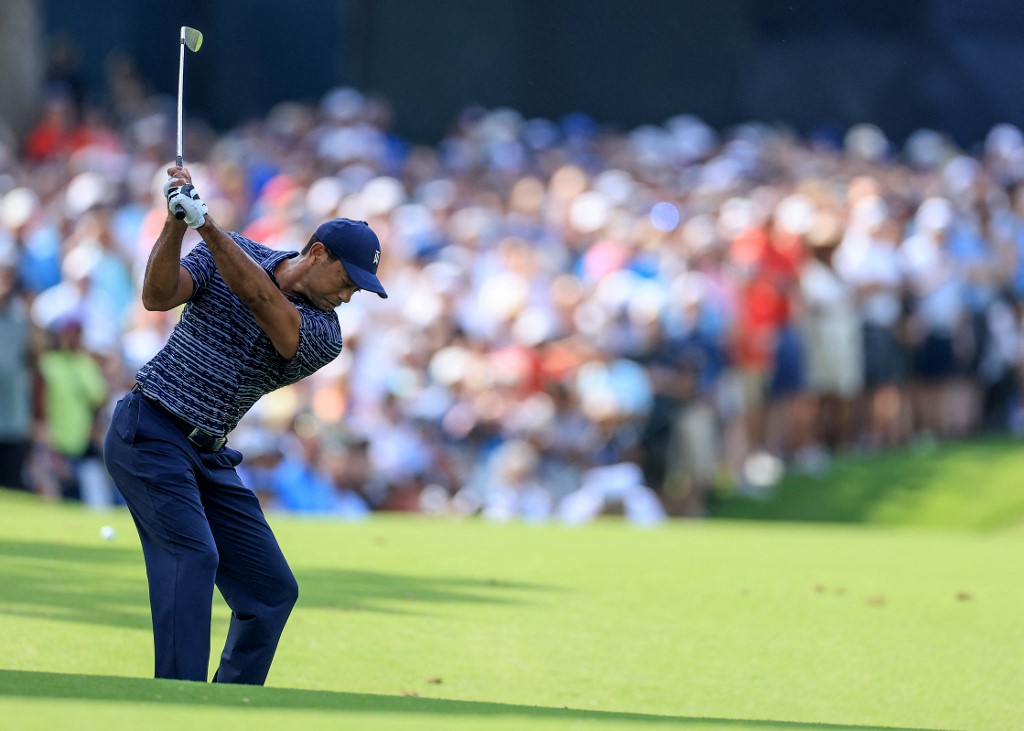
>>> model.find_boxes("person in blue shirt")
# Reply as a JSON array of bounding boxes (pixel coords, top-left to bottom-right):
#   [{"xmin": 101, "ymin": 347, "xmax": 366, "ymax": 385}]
[{"xmin": 103, "ymin": 166, "xmax": 386, "ymax": 685}]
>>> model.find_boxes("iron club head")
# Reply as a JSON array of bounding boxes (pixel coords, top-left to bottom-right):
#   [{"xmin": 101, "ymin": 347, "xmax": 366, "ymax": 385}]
[{"xmin": 181, "ymin": 26, "xmax": 203, "ymax": 53}]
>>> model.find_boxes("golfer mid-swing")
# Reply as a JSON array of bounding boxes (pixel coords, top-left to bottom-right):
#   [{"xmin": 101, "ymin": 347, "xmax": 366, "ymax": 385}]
[{"xmin": 104, "ymin": 166, "xmax": 386, "ymax": 684}]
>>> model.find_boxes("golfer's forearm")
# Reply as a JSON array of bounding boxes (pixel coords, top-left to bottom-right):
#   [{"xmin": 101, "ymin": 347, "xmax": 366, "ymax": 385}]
[
  {"xmin": 197, "ymin": 218, "xmax": 280, "ymax": 308},
  {"xmin": 142, "ymin": 215, "xmax": 189, "ymax": 310}
]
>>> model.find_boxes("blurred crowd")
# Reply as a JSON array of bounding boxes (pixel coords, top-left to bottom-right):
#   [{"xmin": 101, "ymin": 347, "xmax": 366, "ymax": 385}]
[{"xmin": 4, "ymin": 45, "xmax": 1024, "ymax": 522}]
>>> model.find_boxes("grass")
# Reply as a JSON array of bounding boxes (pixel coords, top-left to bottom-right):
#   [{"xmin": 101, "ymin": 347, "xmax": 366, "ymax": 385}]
[
  {"xmin": 0, "ymin": 483, "xmax": 1021, "ymax": 730},
  {"xmin": 710, "ymin": 435, "xmax": 1024, "ymax": 530}
]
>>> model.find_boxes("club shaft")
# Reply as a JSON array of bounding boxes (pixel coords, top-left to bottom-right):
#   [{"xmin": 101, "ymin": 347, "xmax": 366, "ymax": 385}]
[{"xmin": 177, "ymin": 36, "xmax": 185, "ymax": 166}]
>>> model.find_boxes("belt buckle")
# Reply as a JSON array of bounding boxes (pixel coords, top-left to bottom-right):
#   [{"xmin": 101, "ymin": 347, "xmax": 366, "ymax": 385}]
[{"xmin": 188, "ymin": 427, "xmax": 227, "ymax": 452}]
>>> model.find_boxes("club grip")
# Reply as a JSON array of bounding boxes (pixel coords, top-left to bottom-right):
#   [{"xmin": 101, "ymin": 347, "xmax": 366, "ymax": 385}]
[{"xmin": 173, "ymin": 156, "xmax": 186, "ymax": 218}]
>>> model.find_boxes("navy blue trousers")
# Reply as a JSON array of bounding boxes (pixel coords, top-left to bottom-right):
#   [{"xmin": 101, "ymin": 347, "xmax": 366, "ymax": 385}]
[{"xmin": 103, "ymin": 389, "xmax": 298, "ymax": 684}]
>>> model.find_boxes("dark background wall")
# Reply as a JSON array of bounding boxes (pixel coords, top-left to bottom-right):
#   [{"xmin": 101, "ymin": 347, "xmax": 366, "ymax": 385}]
[{"xmin": 37, "ymin": 0, "xmax": 1024, "ymax": 147}]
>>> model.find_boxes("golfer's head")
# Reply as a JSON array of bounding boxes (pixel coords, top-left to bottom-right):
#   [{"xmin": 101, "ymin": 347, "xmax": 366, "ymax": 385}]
[{"xmin": 312, "ymin": 218, "xmax": 387, "ymax": 299}]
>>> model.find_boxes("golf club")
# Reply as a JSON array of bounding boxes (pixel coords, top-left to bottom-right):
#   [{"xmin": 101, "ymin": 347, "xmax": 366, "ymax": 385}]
[{"xmin": 173, "ymin": 25, "xmax": 204, "ymax": 219}]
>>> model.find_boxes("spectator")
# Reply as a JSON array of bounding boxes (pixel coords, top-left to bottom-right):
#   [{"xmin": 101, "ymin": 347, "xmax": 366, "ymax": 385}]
[
  {"xmin": 558, "ymin": 462, "xmax": 666, "ymax": 526},
  {"xmin": 899, "ymin": 197, "xmax": 969, "ymax": 440},
  {"xmin": 728, "ymin": 195, "xmax": 811, "ymax": 466},
  {"xmin": 0, "ymin": 239, "xmax": 37, "ymax": 490},
  {"xmin": 35, "ymin": 313, "xmax": 110, "ymax": 503},
  {"xmin": 23, "ymin": 91, "xmax": 80, "ymax": 162},
  {"xmin": 478, "ymin": 439, "xmax": 552, "ymax": 522},
  {"xmin": 639, "ymin": 282, "xmax": 724, "ymax": 515},
  {"xmin": 798, "ymin": 212, "xmax": 863, "ymax": 454},
  {"xmin": 834, "ymin": 192, "xmax": 910, "ymax": 449}
]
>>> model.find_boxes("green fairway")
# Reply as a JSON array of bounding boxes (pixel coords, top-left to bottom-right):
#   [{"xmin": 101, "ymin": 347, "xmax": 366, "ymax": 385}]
[
  {"xmin": 0, "ymin": 489, "xmax": 1020, "ymax": 730},
  {"xmin": 711, "ymin": 436, "xmax": 1024, "ymax": 530}
]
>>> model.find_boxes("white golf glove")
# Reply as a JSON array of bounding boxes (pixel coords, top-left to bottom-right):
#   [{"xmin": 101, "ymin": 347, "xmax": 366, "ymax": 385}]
[{"xmin": 165, "ymin": 182, "xmax": 208, "ymax": 229}]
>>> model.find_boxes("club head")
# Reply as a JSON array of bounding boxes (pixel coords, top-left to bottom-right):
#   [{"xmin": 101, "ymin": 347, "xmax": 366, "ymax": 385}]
[{"xmin": 181, "ymin": 26, "xmax": 203, "ymax": 53}]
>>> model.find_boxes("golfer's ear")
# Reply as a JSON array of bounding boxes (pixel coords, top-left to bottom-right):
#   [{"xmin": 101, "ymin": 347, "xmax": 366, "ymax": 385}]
[{"xmin": 310, "ymin": 241, "xmax": 331, "ymax": 261}]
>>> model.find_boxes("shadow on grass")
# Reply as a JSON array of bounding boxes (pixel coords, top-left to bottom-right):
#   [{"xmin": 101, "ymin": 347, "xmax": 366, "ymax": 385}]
[
  {"xmin": 0, "ymin": 540, "xmax": 150, "ymax": 630},
  {"xmin": 295, "ymin": 567, "xmax": 553, "ymax": 615},
  {"xmin": 0, "ymin": 538, "xmax": 553, "ymax": 629},
  {"xmin": 0, "ymin": 670, "xmax": 947, "ymax": 730}
]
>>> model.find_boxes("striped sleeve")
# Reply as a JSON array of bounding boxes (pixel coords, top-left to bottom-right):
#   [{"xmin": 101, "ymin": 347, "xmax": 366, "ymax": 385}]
[
  {"xmin": 282, "ymin": 310, "xmax": 343, "ymax": 379},
  {"xmin": 180, "ymin": 241, "xmax": 217, "ymax": 296}
]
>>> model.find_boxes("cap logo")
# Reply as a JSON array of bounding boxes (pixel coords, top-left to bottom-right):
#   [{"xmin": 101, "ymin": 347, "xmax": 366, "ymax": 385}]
[{"xmin": 373, "ymin": 250, "xmax": 380, "ymax": 267}]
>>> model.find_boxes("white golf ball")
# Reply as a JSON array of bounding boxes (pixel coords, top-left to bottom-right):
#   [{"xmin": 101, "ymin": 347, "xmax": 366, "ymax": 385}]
[{"xmin": 100, "ymin": 525, "xmax": 117, "ymax": 541}]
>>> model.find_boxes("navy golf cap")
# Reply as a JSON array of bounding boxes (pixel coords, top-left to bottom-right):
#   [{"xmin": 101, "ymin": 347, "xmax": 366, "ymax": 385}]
[{"xmin": 315, "ymin": 218, "xmax": 387, "ymax": 298}]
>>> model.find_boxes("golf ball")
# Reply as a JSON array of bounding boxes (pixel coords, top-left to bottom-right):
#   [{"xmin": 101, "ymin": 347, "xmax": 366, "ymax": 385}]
[{"xmin": 100, "ymin": 525, "xmax": 117, "ymax": 541}]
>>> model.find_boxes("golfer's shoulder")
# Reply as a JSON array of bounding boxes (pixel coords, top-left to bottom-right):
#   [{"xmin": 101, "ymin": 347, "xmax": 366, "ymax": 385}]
[
  {"xmin": 305, "ymin": 304, "xmax": 342, "ymax": 335},
  {"xmin": 297, "ymin": 304, "xmax": 343, "ymax": 359}
]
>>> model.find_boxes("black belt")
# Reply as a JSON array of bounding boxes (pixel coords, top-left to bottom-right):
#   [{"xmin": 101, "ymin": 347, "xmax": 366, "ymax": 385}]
[{"xmin": 133, "ymin": 385, "xmax": 228, "ymax": 452}]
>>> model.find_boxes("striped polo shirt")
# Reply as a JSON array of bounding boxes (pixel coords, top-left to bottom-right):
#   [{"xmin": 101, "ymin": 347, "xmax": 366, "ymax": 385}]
[{"xmin": 135, "ymin": 233, "xmax": 343, "ymax": 436}]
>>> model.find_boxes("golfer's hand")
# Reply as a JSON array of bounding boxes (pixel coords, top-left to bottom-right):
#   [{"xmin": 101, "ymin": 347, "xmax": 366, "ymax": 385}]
[
  {"xmin": 163, "ymin": 166, "xmax": 193, "ymax": 199},
  {"xmin": 165, "ymin": 177, "xmax": 208, "ymax": 229}
]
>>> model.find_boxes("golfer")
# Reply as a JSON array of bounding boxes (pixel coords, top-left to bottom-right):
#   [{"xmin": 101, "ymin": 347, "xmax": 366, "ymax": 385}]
[{"xmin": 104, "ymin": 166, "xmax": 386, "ymax": 684}]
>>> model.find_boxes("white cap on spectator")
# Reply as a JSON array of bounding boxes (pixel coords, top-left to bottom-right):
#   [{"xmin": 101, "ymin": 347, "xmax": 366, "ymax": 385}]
[
  {"xmin": 512, "ymin": 306, "xmax": 559, "ymax": 346},
  {"xmin": 682, "ymin": 213, "xmax": 717, "ymax": 254},
  {"xmin": 569, "ymin": 191, "xmax": 611, "ymax": 233},
  {"xmin": 448, "ymin": 206, "xmax": 497, "ymax": 242},
  {"xmin": 31, "ymin": 284, "xmax": 80, "ymax": 330},
  {"xmin": 986, "ymin": 123, "xmax": 1023, "ymax": 159},
  {"xmin": 361, "ymin": 176, "xmax": 406, "ymax": 216},
  {"xmin": 65, "ymin": 172, "xmax": 110, "ymax": 217},
  {"xmin": 915, "ymin": 197, "xmax": 954, "ymax": 233},
  {"xmin": 850, "ymin": 196, "xmax": 888, "ymax": 231},
  {"xmin": 419, "ymin": 179, "xmax": 457, "ymax": 211},
  {"xmin": 429, "ymin": 345, "xmax": 472, "ymax": 388},
  {"xmin": 306, "ymin": 177, "xmax": 344, "ymax": 219},
  {"xmin": 718, "ymin": 197, "xmax": 757, "ymax": 239},
  {"xmin": 845, "ymin": 123, "xmax": 889, "ymax": 161},
  {"xmin": 593, "ymin": 170, "xmax": 635, "ymax": 205},
  {"xmin": 666, "ymin": 114, "xmax": 718, "ymax": 161},
  {"xmin": 905, "ymin": 129, "xmax": 952, "ymax": 169},
  {"xmin": 0, "ymin": 187, "xmax": 39, "ymax": 229},
  {"xmin": 267, "ymin": 101, "xmax": 313, "ymax": 139},
  {"xmin": 775, "ymin": 194, "xmax": 816, "ymax": 235},
  {"xmin": 320, "ymin": 87, "xmax": 366, "ymax": 123},
  {"xmin": 942, "ymin": 155, "xmax": 980, "ymax": 196}
]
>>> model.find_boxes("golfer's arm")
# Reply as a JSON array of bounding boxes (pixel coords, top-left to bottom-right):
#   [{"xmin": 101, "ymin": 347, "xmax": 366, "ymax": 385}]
[
  {"xmin": 141, "ymin": 215, "xmax": 196, "ymax": 311},
  {"xmin": 196, "ymin": 217, "xmax": 301, "ymax": 359}
]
